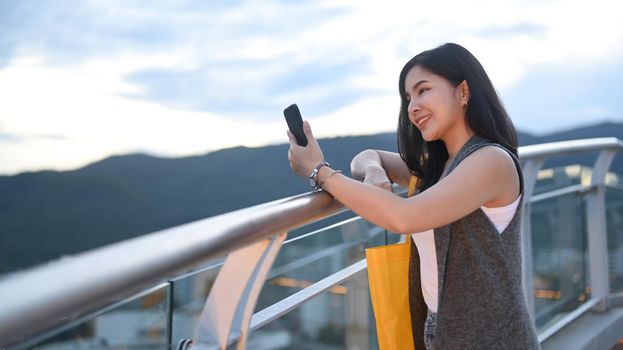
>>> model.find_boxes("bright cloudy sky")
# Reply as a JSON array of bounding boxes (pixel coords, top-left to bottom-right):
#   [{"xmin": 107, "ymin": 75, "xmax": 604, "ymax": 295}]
[{"xmin": 1, "ymin": 0, "xmax": 622, "ymax": 175}]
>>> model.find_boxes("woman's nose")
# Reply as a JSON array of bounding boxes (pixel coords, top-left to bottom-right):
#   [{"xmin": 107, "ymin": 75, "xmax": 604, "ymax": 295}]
[{"xmin": 408, "ymin": 99, "xmax": 419, "ymax": 118}]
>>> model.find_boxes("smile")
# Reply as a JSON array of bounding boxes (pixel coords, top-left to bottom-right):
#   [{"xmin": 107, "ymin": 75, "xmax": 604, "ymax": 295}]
[{"xmin": 416, "ymin": 115, "xmax": 431, "ymax": 126}]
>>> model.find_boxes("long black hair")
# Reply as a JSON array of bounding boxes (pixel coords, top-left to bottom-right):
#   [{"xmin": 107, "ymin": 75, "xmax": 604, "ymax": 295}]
[{"xmin": 397, "ymin": 43, "xmax": 518, "ymax": 191}]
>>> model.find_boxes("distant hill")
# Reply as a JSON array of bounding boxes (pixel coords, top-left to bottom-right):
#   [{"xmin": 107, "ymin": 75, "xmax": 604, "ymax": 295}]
[{"xmin": 1, "ymin": 122, "xmax": 622, "ymax": 273}]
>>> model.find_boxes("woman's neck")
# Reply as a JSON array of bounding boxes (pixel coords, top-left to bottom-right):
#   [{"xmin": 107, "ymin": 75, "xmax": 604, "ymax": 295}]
[{"xmin": 442, "ymin": 122, "xmax": 475, "ymax": 159}]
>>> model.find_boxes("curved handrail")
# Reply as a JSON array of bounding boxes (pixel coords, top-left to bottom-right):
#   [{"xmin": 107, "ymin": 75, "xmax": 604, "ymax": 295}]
[
  {"xmin": 519, "ymin": 137, "xmax": 623, "ymax": 160},
  {"xmin": 0, "ymin": 137, "xmax": 622, "ymax": 347}
]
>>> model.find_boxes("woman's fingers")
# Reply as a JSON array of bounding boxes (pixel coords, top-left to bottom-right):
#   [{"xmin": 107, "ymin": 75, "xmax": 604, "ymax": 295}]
[
  {"xmin": 287, "ymin": 121, "xmax": 325, "ymax": 178},
  {"xmin": 303, "ymin": 120, "xmax": 314, "ymax": 141},
  {"xmin": 287, "ymin": 133, "xmax": 305, "ymax": 177},
  {"xmin": 286, "ymin": 130, "xmax": 297, "ymax": 147}
]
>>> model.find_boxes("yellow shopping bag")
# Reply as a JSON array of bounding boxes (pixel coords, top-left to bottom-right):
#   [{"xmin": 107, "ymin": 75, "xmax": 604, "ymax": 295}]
[
  {"xmin": 366, "ymin": 239, "xmax": 414, "ymax": 349},
  {"xmin": 365, "ymin": 176, "xmax": 419, "ymax": 350}
]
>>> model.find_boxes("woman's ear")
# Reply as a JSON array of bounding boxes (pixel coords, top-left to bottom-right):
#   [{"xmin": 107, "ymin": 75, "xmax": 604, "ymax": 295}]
[{"xmin": 459, "ymin": 80, "xmax": 470, "ymax": 106}]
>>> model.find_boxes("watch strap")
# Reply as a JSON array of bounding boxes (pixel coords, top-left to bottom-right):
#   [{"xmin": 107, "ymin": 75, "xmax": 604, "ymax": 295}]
[{"xmin": 309, "ymin": 161, "xmax": 330, "ymax": 189}]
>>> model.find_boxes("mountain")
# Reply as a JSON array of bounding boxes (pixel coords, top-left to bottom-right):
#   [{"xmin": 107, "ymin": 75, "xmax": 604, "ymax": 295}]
[
  {"xmin": 0, "ymin": 134, "xmax": 396, "ymax": 274},
  {"xmin": 1, "ymin": 122, "xmax": 622, "ymax": 273}
]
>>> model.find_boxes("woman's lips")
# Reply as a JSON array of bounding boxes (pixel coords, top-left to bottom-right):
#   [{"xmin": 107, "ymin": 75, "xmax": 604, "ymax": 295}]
[{"xmin": 416, "ymin": 115, "xmax": 431, "ymax": 129}]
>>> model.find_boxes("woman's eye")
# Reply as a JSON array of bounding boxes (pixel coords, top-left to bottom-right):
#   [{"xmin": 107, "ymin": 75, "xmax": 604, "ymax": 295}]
[{"xmin": 418, "ymin": 87, "xmax": 428, "ymax": 95}]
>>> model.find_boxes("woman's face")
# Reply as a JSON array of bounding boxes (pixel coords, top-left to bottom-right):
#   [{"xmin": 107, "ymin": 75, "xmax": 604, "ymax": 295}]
[{"xmin": 404, "ymin": 65, "xmax": 467, "ymax": 142}]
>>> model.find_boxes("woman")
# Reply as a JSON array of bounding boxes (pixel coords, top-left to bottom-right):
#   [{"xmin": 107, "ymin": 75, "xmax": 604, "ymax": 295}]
[{"xmin": 287, "ymin": 43, "xmax": 540, "ymax": 349}]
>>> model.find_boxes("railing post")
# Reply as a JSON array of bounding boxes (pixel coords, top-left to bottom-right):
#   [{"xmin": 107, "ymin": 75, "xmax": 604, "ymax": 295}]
[
  {"xmin": 167, "ymin": 281, "xmax": 175, "ymax": 350},
  {"xmin": 182, "ymin": 233, "xmax": 287, "ymax": 350},
  {"xmin": 521, "ymin": 158, "xmax": 545, "ymax": 323},
  {"xmin": 587, "ymin": 150, "xmax": 616, "ymax": 312}
]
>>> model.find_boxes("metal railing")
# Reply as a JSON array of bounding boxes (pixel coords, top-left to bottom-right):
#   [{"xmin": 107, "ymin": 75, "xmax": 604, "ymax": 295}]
[
  {"xmin": 1, "ymin": 137, "xmax": 622, "ymax": 349},
  {"xmin": 519, "ymin": 138, "xmax": 622, "ymax": 343},
  {"xmin": 0, "ymin": 190, "xmax": 347, "ymax": 347}
]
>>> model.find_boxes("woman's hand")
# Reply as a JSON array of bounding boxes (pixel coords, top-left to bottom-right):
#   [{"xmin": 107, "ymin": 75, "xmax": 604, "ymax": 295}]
[
  {"xmin": 351, "ymin": 150, "xmax": 393, "ymax": 192},
  {"xmin": 287, "ymin": 121, "xmax": 325, "ymax": 178},
  {"xmin": 363, "ymin": 167, "xmax": 393, "ymax": 192}
]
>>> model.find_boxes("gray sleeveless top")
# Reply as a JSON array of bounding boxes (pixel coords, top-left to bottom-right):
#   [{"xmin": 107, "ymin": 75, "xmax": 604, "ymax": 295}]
[{"xmin": 408, "ymin": 134, "xmax": 541, "ymax": 349}]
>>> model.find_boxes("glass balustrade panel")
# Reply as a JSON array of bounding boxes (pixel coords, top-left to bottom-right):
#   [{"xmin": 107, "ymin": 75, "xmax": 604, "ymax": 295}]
[
  {"xmin": 532, "ymin": 165, "xmax": 591, "ymax": 195},
  {"xmin": 170, "ymin": 262, "xmax": 223, "ymax": 347},
  {"xmin": 247, "ymin": 267, "xmax": 379, "ymax": 350},
  {"xmin": 168, "ymin": 216, "xmax": 391, "ymax": 347},
  {"xmin": 606, "ymin": 187, "xmax": 623, "ymax": 295},
  {"xmin": 530, "ymin": 191, "xmax": 589, "ymax": 331},
  {"xmin": 254, "ymin": 217, "xmax": 391, "ymax": 311},
  {"xmin": 24, "ymin": 284, "xmax": 170, "ymax": 350}
]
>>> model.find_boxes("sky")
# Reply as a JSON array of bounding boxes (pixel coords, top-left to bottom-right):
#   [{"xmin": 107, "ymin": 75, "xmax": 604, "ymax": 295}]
[{"xmin": 0, "ymin": 0, "xmax": 622, "ymax": 175}]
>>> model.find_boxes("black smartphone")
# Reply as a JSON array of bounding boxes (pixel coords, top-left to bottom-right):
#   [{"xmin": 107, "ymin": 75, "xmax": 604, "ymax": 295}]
[{"xmin": 283, "ymin": 104, "xmax": 308, "ymax": 146}]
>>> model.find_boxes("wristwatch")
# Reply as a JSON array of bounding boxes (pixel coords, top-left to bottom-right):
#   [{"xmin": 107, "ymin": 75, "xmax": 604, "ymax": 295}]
[{"xmin": 308, "ymin": 161, "xmax": 329, "ymax": 190}]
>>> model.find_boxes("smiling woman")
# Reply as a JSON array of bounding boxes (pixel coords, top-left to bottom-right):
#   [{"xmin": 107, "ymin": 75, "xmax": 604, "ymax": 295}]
[{"xmin": 287, "ymin": 43, "xmax": 540, "ymax": 349}]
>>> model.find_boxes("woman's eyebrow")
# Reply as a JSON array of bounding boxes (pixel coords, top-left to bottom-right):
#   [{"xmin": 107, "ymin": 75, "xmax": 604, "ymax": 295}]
[{"xmin": 411, "ymin": 80, "xmax": 429, "ymax": 92}]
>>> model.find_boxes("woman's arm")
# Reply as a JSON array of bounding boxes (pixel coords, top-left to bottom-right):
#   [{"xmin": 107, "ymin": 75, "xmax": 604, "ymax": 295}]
[
  {"xmin": 350, "ymin": 150, "xmax": 413, "ymax": 188},
  {"xmin": 288, "ymin": 121, "xmax": 519, "ymax": 234},
  {"xmin": 318, "ymin": 146, "xmax": 518, "ymax": 234}
]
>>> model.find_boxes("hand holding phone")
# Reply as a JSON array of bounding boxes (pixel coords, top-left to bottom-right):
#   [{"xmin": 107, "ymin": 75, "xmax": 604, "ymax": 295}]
[{"xmin": 284, "ymin": 104, "xmax": 308, "ymax": 147}]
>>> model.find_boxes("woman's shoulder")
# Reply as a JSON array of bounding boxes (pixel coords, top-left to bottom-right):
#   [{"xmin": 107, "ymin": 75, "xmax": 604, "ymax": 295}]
[
  {"xmin": 457, "ymin": 136, "xmax": 516, "ymax": 164},
  {"xmin": 464, "ymin": 145, "xmax": 521, "ymax": 205},
  {"xmin": 461, "ymin": 144, "xmax": 518, "ymax": 179},
  {"xmin": 473, "ymin": 144, "xmax": 516, "ymax": 163},
  {"xmin": 458, "ymin": 137, "xmax": 510, "ymax": 158}
]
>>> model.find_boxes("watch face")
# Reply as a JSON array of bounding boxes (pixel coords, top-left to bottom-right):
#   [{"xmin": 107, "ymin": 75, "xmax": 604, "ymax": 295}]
[{"xmin": 308, "ymin": 177, "xmax": 317, "ymax": 188}]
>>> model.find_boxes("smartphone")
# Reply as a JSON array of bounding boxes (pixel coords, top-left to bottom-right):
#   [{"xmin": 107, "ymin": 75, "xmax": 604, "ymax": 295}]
[{"xmin": 283, "ymin": 104, "xmax": 308, "ymax": 147}]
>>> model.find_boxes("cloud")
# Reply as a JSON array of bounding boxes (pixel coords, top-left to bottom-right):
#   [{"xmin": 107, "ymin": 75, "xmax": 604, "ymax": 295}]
[
  {"xmin": 0, "ymin": 132, "xmax": 21, "ymax": 143},
  {"xmin": 0, "ymin": 1, "xmax": 347, "ymax": 65},
  {"xmin": 0, "ymin": 0, "xmax": 362, "ymax": 121},
  {"xmin": 501, "ymin": 59, "xmax": 623, "ymax": 135},
  {"xmin": 35, "ymin": 134, "xmax": 73, "ymax": 141},
  {"xmin": 0, "ymin": 132, "xmax": 69, "ymax": 143},
  {"xmin": 476, "ymin": 23, "xmax": 548, "ymax": 39},
  {"xmin": 1, "ymin": 0, "xmax": 623, "ymax": 174},
  {"xmin": 125, "ymin": 55, "xmax": 378, "ymax": 120}
]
